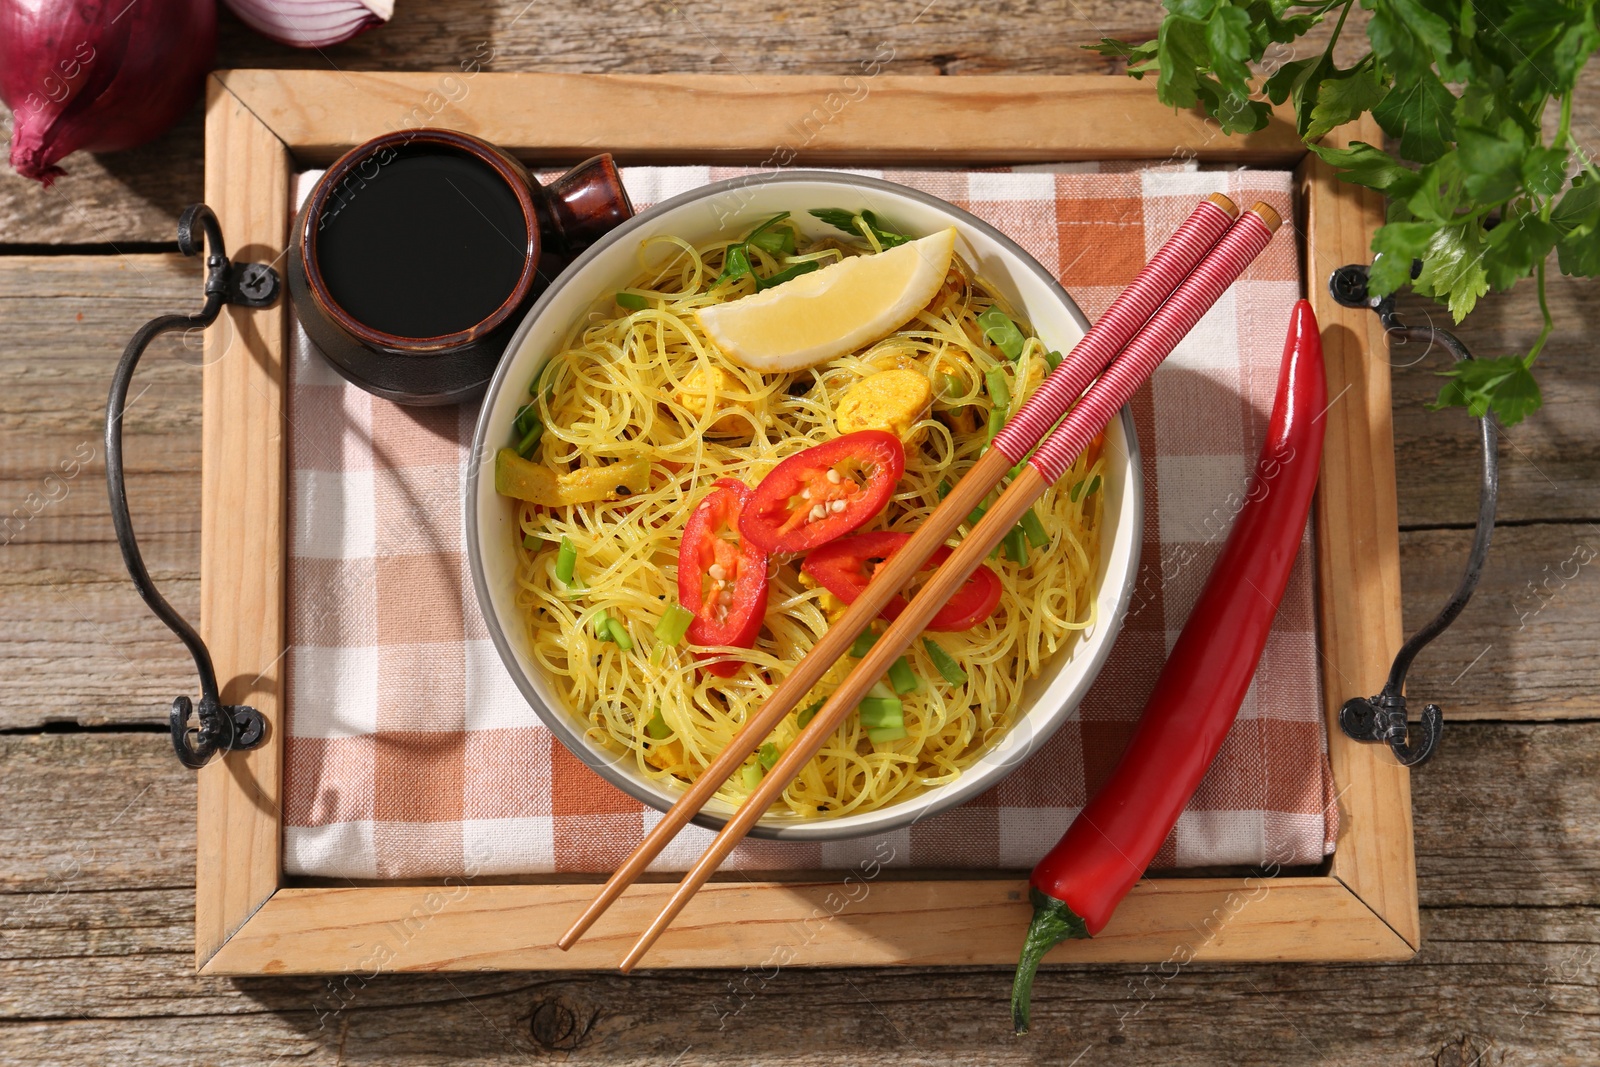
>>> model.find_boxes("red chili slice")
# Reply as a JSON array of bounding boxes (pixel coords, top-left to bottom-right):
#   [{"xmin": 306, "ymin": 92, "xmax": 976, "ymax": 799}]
[
  {"xmin": 740, "ymin": 431, "xmax": 906, "ymax": 555},
  {"xmin": 677, "ymin": 477, "xmax": 769, "ymax": 677},
  {"xmin": 800, "ymin": 530, "xmax": 1002, "ymax": 632}
]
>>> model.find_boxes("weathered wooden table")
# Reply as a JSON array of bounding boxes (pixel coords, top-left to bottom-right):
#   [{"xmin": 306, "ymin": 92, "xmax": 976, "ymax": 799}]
[{"xmin": 3, "ymin": 4, "xmax": 1597, "ymax": 1063}]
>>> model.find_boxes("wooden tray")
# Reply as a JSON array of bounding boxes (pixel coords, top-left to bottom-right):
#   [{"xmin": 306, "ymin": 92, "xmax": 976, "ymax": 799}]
[{"xmin": 197, "ymin": 70, "xmax": 1414, "ymax": 974}]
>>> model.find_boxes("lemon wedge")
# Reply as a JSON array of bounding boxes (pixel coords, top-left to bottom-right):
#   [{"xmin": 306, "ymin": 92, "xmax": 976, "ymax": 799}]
[{"xmin": 695, "ymin": 227, "xmax": 958, "ymax": 373}]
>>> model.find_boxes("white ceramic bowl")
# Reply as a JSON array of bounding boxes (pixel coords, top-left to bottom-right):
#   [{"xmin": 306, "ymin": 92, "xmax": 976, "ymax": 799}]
[{"xmin": 468, "ymin": 172, "xmax": 1142, "ymax": 841}]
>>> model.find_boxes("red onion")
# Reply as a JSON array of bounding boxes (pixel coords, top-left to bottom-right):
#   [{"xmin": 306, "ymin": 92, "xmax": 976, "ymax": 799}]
[
  {"xmin": 0, "ymin": 0, "xmax": 215, "ymax": 186},
  {"xmin": 223, "ymin": 0, "xmax": 392, "ymax": 49}
]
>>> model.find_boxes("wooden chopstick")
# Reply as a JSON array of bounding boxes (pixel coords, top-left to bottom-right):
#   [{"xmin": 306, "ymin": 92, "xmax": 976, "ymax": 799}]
[
  {"xmin": 555, "ymin": 193, "xmax": 1239, "ymax": 954},
  {"xmin": 616, "ymin": 201, "xmax": 1284, "ymax": 972}
]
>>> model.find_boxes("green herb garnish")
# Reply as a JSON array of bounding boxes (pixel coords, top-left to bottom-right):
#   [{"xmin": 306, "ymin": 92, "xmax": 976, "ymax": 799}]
[{"xmin": 808, "ymin": 208, "xmax": 913, "ymax": 248}]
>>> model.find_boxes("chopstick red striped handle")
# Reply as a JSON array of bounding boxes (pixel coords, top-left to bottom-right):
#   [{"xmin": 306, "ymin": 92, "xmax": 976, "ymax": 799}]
[
  {"xmin": 993, "ymin": 193, "xmax": 1237, "ymax": 465},
  {"xmin": 1030, "ymin": 203, "xmax": 1281, "ymax": 482},
  {"xmin": 614, "ymin": 203, "xmax": 1285, "ymax": 972}
]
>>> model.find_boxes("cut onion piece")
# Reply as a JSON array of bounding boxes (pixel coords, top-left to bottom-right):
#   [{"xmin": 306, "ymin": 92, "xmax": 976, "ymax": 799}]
[{"xmin": 223, "ymin": 0, "xmax": 393, "ymax": 49}]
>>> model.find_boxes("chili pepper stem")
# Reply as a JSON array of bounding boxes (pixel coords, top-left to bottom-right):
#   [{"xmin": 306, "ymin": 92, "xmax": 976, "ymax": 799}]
[{"xmin": 1010, "ymin": 887, "xmax": 1090, "ymax": 1035}]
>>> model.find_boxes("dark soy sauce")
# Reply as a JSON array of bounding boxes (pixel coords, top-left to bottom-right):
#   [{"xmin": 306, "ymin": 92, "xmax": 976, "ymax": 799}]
[{"xmin": 315, "ymin": 149, "xmax": 529, "ymax": 340}]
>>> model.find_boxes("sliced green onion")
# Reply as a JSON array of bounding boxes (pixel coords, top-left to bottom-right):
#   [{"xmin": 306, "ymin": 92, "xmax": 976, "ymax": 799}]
[
  {"xmin": 868, "ymin": 725, "xmax": 909, "ymax": 744},
  {"xmin": 645, "ymin": 710, "xmax": 671, "ymax": 740},
  {"xmin": 754, "ymin": 259, "xmax": 820, "ymax": 291},
  {"xmin": 887, "ymin": 657, "xmax": 922, "ymax": 696},
  {"xmin": 615, "ymin": 291, "xmax": 648, "ymax": 310},
  {"xmin": 977, "ymin": 307, "xmax": 1025, "ymax": 360},
  {"xmin": 941, "ymin": 373, "xmax": 964, "ymax": 400},
  {"xmin": 1045, "ymin": 349, "xmax": 1064, "ymax": 371},
  {"xmin": 654, "ymin": 604, "xmax": 694, "ymax": 646},
  {"xmin": 850, "ymin": 628, "xmax": 881, "ymax": 658},
  {"xmin": 593, "ymin": 608, "xmax": 613, "ymax": 641},
  {"xmin": 515, "ymin": 418, "xmax": 544, "ymax": 459},
  {"xmin": 649, "ymin": 644, "xmax": 666, "ymax": 667},
  {"xmin": 555, "ymin": 536, "xmax": 578, "ymax": 586},
  {"xmin": 858, "ymin": 696, "xmax": 904, "ymax": 730},
  {"xmin": 937, "ymin": 479, "xmax": 953, "ymax": 499},
  {"xmin": 513, "ymin": 402, "xmax": 539, "ymax": 436},
  {"xmin": 968, "ymin": 496, "xmax": 989, "ymax": 526},
  {"xmin": 1004, "ymin": 526, "xmax": 1029, "ymax": 565},
  {"xmin": 1085, "ymin": 474, "xmax": 1102, "ymax": 497},
  {"xmin": 985, "ymin": 368, "xmax": 1012, "ymax": 411},
  {"xmin": 607, "ymin": 616, "xmax": 633, "ymax": 650},
  {"xmin": 1070, "ymin": 479, "xmax": 1086, "ymax": 503},
  {"xmin": 986, "ymin": 405, "xmax": 1007, "ymax": 444},
  {"xmin": 522, "ymin": 532, "xmax": 540, "ymax": 549},
  {"xmin": 796, "ymin": 698, "xmax": 825, "ymax": 730},
  {"xmin": 748, "ymin": 226, "xmax": 796, "ymax": 256},
  {"xmin": 1020, "ymin": 507, "xmax": 1050, "ymax": 550},
  {"xmin": 758, "ymin": 742, "xmax": 780, "ymax": 770},
  {"xmin": 924, "ymin": 638, "xmax": 968, "ymax": 687},
  {"xmin": 717, "ymin": 243, "xmax": 753, "ymax": 284},
  {"xmin": 740, "ymin": 762, "xmax": 763, "ymax": 790}
]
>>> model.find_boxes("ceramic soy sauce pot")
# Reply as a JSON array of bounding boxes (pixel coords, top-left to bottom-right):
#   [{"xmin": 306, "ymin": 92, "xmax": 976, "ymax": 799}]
[{"xmin": 287, "ymin": 127, "xmax": 633, "ymax": 405}]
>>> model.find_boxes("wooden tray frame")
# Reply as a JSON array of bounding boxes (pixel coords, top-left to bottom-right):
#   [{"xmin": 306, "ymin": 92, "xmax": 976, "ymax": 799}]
[{"xmin": 197, "ymin": 70, "xmax": 1415, "ymax": 974}]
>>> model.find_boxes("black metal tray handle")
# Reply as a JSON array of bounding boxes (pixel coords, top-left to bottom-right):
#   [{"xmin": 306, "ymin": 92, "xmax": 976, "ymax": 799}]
[
  {"xmin": 1328, "ymin": 263, "xmax": 1500, "ymax": 767},
  {"xmin": 106, "ymin": 204, "xmax": 281, "ymax": 768}
]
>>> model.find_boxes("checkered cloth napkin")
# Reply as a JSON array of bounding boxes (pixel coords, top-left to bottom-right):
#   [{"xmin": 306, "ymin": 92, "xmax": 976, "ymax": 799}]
[{"xmin": 283, "ymin": 164, "xmax": 1338, "ymax": 879}]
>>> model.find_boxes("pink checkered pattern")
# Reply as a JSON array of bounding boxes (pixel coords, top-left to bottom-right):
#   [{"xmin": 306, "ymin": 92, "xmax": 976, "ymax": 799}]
[{"xmin": 283, "ymin": 164, "xmax": 1337, "ymax": 879}]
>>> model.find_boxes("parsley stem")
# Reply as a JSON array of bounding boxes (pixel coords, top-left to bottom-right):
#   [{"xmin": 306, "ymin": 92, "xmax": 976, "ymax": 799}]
[{"xmin": 1527, "ymin": 257, "xmax": 1553, "ymax": 366}]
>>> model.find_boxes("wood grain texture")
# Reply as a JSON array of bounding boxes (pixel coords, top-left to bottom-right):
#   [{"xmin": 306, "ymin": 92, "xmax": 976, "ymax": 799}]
[
  {"xmin": 218, "ymin": 69, "xmax": 1304, "ymax": 168},
  {"xmin": 195, "ymin": 80, "xmax": 291, "ymax": 968},
  {"xmin": 3, "ymin": 725, "xmax": 1596, "ymax": 1061},
  {"xmin": 1298, "ymin": 120, "xmax": 1417, "ymax": 949}
]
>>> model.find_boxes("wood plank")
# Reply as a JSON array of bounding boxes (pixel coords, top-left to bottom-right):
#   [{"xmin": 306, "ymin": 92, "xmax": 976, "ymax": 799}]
[
  {"xmin": 1389, "ymin": 279, "xmax": 1600, "ymax": 527},
  {"xmin": 1397, "ymin": 523, "xmax": 1600, "ymax": 721},
  {"xmin": 1298, "ymin": 118, "xmax": 1417, "ymax": 949},
  {"xmin": 194, "ymin": 78, "xmax": 291, "ymax": 968},
  {"xmin": 216, "ymin": 70, "xmax": 1304, "ymax": 168},
  {"xmin": 6, "ymin": 722, "xmax": 1594, "ymax": 1057}
]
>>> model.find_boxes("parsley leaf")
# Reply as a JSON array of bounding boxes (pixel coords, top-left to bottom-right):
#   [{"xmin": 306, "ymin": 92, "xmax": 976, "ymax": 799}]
[
  {"xmin": 1414, "ymin": 222, "xmax": 1491, "ymax": 322},
  {"xmin": 807, "ymin": 208, "xmax": 912, "ymax": 248},
  {"xmin": 1433, "ymin": 355, "xmax": 1542, "ymax": 425}
]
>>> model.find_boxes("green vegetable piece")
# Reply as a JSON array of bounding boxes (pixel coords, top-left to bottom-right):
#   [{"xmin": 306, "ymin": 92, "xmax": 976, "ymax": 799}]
[
  {"xmin": 850, "ymin": 628, "xmax": 881, "ymax": 658},
  {"xmin": 645, "ymin": 710, "xmax": 671, "ymax": 740},
  {"xmin": 522, "ymin": 532, "xmax": 540, "ymax": 549},
  {"xmin": 515, "ymin": 417, "xmax": 544, "ymax": 459},
  {"xmin": 968, "ymin": 499, "xmax": 988, "ymax": 526},
  {"xmin": 748, "ymin": 226, "xmax": 796, "ymax": 256},
  {"xmin": 758, "ymin": 742, "xmax": 780, "ymax": 770},
  {"xmin": 1044, "ymin": 350, "xmax": 1063, "ymax": 371},
  {"xmin": 806, "ymin": 208, "xmax": 911, "ymax": 248},
  {"xmin": 986, "ymin": 406, "xmax": 1007, "ymax": 444},
  {"xmin": 941, "ymin": 373, "xmax": 964, "ymax": 401},
  {"xmin": 887, "ymin": 657, "xmax": 922, "ymax": 696},
  {"xmin": 796, "ymin": 698, "xmax": 826, "ymax": 730},
  {"xmin": 857, "ymin": 696, "xmax": 904, "ymax": 731},
  {"xmin": 607, "ymin": 617, "xmax": 634, "ymax": 651},
  {"xmin": 556, "ymin": 536, "xmax": 578, "ymax": 586},
  {"xmin": 740, "ymin": 762, "xmax": 763, "ymax": 790},
  {"xmin": 615, "ymin": 291, "xmax": 649, "ymax": 310},
  {"xmin": 754, "ymin": 260, "xmax": 820, "ymax": 291},
  {"xmin": 924, "ymin": 638, "xmax": 968, "ymax": 687},
  {"xmin": 1085, "ymin": 474, "xmax": 1101, "ymax": 497},
  {"xmin": 937, "ymin": 479, "xmax": 953, "ymax": 499},
  {"xmin": 717, "ymin": 243, "xmax": 753, "ymax": 284},
  {"xmin": 867, "ymin": 725, "xmax": 909, "ymax": 744},
  {"xmin": 654, "ymin": 603, "xmax": 695, "ymax": 646},
  {"xmin": 1019, "ymin": 507, "xmax": 1050, "ymax": 550},
  {"xmin": 978, "ymin": 307, "xmax": 1026, "ymax": 360},
  {"xmin": 593, "ymin": 609, "xmax": 613, "ymax": 641},
  {"xmin": 985, "ymin": 367, "xmax": 1012, "ymax": 411},
  {"xmin": 1004, "ymin": 526, "xmax": 1029, "ymax": 565}
]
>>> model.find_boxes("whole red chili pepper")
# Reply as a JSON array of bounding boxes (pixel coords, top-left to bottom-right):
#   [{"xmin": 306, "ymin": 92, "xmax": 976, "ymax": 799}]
[{"xmin": 1010, "ymin": 300, "xmax": 1327, "ymax": 1034}]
